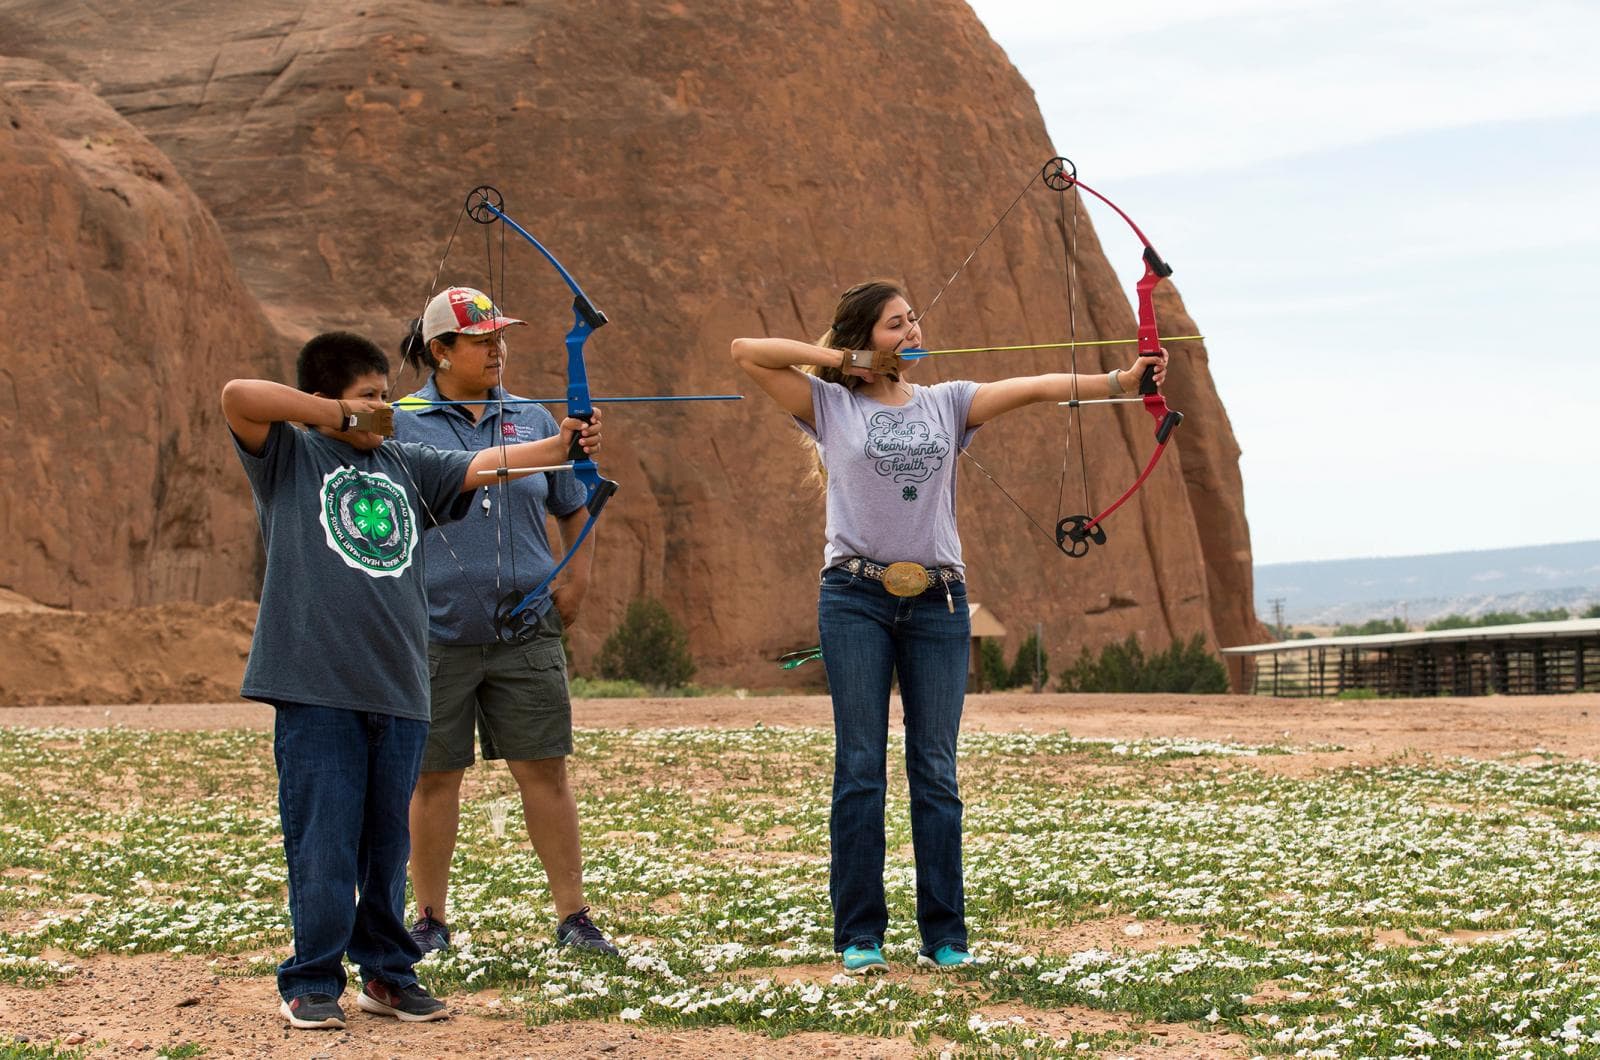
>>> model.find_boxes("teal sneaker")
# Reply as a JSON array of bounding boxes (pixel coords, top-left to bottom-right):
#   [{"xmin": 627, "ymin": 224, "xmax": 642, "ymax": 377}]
[
  {"xmin": 916, "ymin": 944, "xmax": 975, "ymax": 970},
  {"xmin": 841, "ymin": 943, "xmax": 889, "ymax": 976}
]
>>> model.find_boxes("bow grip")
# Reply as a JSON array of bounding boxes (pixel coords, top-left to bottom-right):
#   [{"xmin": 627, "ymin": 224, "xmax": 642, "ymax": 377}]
[
  {"xmin": 567, "ymin": 411, "xmax": 593, "ymax": 462},
  {"xmin": 1138, "ymin": 362, "xmax": 1159, "ymax": 395}
]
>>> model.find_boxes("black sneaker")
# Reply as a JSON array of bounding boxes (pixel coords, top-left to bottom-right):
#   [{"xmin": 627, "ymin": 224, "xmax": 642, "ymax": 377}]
[
  {"xmin": 555, "ymin": 906, "xmax": 620, "ymax": 956},
  {"xmin": 356, "ymin": 980, "xmax": 448, "ymax": 1022},
  {"xmin": 409, "ymin": 907, "xmax": 451, "ymax": 955},
  {"xmin": 279, "ymin": 992, "xmax": 346, "ymax": 1030}
]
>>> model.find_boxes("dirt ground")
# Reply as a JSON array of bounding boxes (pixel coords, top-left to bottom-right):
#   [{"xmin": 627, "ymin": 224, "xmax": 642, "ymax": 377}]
[{"xmin": 3, "ymin": 690, "xmax": 1596, "ymax": 1056}]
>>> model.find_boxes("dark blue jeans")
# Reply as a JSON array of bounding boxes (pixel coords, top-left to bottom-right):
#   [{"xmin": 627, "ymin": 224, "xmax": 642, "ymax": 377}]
[
  {"xmin": 272, "ymin": 703, "xmax": 428, "ymax": 1001},
  {"xmin": 818, "ymin": 567, "xmax": 970, "ymax": 955}
]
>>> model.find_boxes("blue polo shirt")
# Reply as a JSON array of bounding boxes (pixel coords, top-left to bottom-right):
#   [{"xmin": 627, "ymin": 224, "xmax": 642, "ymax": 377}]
[{"xmin": 392, "ymin": 377, "xmax": 587, "ymax": 645}]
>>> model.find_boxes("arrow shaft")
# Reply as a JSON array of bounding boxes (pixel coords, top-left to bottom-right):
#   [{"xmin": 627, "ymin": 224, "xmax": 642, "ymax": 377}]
[
  {"xmin": 396, "ymin": 394, "xmax": 743, "ymax": 409},
  {"xmin": 903, "ymin": 335, "xmax": 1201, "ymax": 359}
]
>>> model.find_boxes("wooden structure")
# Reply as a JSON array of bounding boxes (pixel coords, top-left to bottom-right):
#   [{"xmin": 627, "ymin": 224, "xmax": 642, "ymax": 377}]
[
  {"xmin": 968, "ymin": 603, "xmax": 1008, "ymax": 692},
  {"xmin": 1222, "ymin": 618, "xmax": 1600, "ymax": 697}
]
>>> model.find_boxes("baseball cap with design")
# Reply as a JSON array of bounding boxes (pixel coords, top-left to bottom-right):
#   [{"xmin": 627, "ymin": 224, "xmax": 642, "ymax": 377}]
[{"xmin": 421, "ymin": 287, "xmax": 527, "ymax": 343}]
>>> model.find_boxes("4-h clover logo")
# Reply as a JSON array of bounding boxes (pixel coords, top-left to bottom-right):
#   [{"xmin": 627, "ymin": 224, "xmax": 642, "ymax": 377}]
[
  {"xmin": 320, "ymin": 467, "xmax": 417, "ymax": 578},
  {"xmin": 902, "ymin": 485, "xmax": 919, "ymax": 502},
  {"xmin": 352, "ymin": 495, "xmax": 394, "ymax": 539}
]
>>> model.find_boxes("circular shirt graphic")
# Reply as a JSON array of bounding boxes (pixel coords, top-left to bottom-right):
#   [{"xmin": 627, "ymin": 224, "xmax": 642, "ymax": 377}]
[{"xmin": 320, "ymin": 467, "xmax": 417, "ymax": 578}]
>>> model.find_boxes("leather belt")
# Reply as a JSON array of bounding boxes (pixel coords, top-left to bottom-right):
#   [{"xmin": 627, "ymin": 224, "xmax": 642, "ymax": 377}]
[{"xmin": 838, "ymin": 557, "xmax": 963, "ymax": 603}]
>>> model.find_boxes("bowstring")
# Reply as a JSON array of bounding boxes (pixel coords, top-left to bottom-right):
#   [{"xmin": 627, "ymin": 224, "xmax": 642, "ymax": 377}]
[
  {"xmin": 482, "ymin": 208, "xmax": 516, "ymax": 613},
  {"xmin": 921, "ymin": 159, "xmax": 1089, "ymax": 553},
  {"xmin": 385, "ymin": 199, "xmax": 503, "ymax": 635},
  {"xmin": 1060, "ymin": 177, "xmax": 1095, "ymax": 527}
]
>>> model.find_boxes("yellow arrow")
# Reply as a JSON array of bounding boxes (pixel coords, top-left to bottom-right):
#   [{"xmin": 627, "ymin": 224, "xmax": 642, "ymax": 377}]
[{"xmin": 903, "ymin": 334, "xmax": 1203, "ymax": 358}]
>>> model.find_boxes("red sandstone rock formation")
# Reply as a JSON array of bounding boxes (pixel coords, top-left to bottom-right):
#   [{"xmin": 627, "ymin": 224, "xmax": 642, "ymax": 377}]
[
  {"xmin": 0, "ymin": 63, "xmax": 281, "ymax": 610},
  {"xmin": 0, "ymin": 1, "xmax": 1266, "ymax": 687}
]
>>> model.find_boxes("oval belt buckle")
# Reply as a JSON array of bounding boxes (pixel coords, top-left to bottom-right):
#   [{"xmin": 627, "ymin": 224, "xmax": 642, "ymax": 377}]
[{"xmin": 882, "ymin": 561, "xmax": 932, "ymax": 597}]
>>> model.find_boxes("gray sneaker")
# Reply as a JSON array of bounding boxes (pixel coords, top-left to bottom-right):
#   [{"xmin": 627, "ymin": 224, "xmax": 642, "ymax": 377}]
[
  {"xmin": 409, "ymin": 907, "xmax": 451, "ymax": 955},
  {"xmin": 555, "ymin": 906, "xmax": 619, "ymax": 956},
  {"xmin": 279, "ymin": 992, "xmax": 346, "ymax": 1030},
  {"xmin": 357, "ymin": 980, "xmax": 448, "ymax": 1022}
]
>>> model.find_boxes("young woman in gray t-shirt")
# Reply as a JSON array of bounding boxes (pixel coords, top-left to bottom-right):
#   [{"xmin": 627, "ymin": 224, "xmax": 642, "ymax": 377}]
[{"xmin": 731, "ymin": 280, "xmax": 1167, "ymax": 976}]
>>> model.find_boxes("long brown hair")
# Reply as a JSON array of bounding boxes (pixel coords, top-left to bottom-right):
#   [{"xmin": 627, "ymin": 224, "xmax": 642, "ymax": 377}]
[
  {"xmin": 799, "ymin": 280, "xmax": 909, "ymax": 487},
  {"xmin": 802, "ymin": 280, "xmax": 908, "ymax": 390}
]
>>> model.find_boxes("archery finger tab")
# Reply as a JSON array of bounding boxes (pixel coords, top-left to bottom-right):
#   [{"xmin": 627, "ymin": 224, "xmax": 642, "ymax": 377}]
[{"xmin": 351, "ymin": 406, "xmax": 395, "ymax": 436}]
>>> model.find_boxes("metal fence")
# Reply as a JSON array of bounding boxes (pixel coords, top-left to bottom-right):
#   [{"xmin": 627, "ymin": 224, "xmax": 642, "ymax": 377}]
[{"xmin": 1224, "ymin": 621, "xmax": 1600, "ymax": 697}]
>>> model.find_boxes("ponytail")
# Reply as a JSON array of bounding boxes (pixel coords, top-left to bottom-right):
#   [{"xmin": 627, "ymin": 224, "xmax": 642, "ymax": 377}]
[{"xmin": 398, "ymin": 318, "xmax": 457, "ymax": 374}]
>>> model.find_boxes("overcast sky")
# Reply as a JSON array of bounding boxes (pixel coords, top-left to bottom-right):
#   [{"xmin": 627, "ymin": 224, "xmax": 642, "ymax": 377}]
[{"xmin": 965, "ymin": 0, "xmax": 1600, "ymax": 564}]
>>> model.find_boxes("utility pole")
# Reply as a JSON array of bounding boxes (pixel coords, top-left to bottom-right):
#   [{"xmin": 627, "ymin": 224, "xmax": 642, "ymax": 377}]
[{"xmin": 1269, "ymin": 597, "xmax": 1287, "ymax": 640}]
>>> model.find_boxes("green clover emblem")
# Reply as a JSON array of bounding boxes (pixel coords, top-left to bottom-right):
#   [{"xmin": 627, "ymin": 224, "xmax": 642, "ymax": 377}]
[
  {"xmin": 353, "ymin": 495, "xmax": 393, "ymax": 538},
  {"xmin": 901, "ymin": 485, "xmax": 918, "ymax": 502}
]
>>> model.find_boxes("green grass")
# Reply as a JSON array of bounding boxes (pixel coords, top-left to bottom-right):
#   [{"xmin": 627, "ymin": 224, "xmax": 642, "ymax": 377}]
[{"xmin": 2, "ymin": 724, "xmax": 1599, "ymax": 1056}]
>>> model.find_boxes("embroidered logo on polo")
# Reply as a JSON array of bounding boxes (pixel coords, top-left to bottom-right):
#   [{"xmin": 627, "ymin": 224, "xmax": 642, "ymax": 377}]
[
  {"xmin": 863, "ymin": 410, "xmax": 951, "ymax": 496},
  {"xmin": 319, "ymin": 467, "xmax": 417, "ymax": 577}
]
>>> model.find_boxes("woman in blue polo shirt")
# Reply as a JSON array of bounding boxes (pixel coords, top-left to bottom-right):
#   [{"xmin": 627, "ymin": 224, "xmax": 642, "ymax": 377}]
[
  {"xmin": 391, "ymin": 286, "xmax": 617, "ymax": 959},
  {"xmin": 731, "ymin": 280, "xmax": 1167, "ymax": 976}
]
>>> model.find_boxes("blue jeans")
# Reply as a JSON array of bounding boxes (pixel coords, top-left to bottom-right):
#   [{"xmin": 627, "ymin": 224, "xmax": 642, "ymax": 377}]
[
  {"xmin": 272, "ymin": 703, "xmax": 428, "ymax": 1001},
  {"xmin": 819, "ymin": 567, "xmax": 970, "ymax": 955}
]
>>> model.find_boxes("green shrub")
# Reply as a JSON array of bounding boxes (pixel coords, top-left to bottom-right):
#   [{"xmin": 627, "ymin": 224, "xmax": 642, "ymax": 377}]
[
  {"xmin": 1334, "ymin": 617, "xmax": 1407, "ymax": 636},
  {"xmin": 595, "ymin": 597, "xmax": 696, "ymax": 691},
  {"xmin": 1007, "ymin": 631, "xmax": 1050, "ymax": 691},
  {"xmin": 1057, "ymin": 633, "xmax": 1228, "ymax": 693},
  {"xmin": 1426, "ymin": 608, "xmax": 1571, "ymax": 631},
  {"xmin": 568, "ymin": 676, "xmax": 650, "ymax": 698},
  {"xmin": 977, "ymin": 638, "xmax": 1010, "ymax": 690}
]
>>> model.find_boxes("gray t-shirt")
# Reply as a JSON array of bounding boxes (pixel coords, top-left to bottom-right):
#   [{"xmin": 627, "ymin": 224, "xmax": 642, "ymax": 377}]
[
  {"xmin": 796, "ymin": 375, "xmax": 981, "ymax": 573},
  {"xmin": 233, "ymin": 421, "xmax": 474, "ymax": 719},
  {"xmin": 391, "ymin": 378, "xmax": 587, "ymax": 645}
]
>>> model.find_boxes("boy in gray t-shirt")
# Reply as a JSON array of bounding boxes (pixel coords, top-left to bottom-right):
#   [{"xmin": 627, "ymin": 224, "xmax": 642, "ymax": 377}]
[{"xmin": 222, "ymin": 332, "xmax": 601, "ymax": 1030}]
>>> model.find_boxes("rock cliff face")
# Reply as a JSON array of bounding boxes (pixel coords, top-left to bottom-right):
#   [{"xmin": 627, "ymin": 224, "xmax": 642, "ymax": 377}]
[
  {"xmin": 0, "ymin": 0, "xmax": 1265, "ymax": 686},
  {"xmin": 0, "ymin": 63, "xmax": 280, "ymax": 609}
]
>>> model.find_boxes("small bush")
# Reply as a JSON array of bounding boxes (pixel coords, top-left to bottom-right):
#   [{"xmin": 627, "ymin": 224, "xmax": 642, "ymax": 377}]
[
  {"xmin": 1426, "ymin": 608, "xmax": 1572, "ymax": 631},
  {"xmin": 595, "ymin": 597, "xmax": 696, "ymax": 691},
  {"xmin": 1334, "ymin": 617, "xmax": 1408, "ymax": 637},
  {"xmin": 1057, "ymin": 633, "xmax": 1228, "ymax": 693},
  {"xmin": 1007, "ymin": 631, "xmax": 1050, "ymax": 691},
  {"xmin": 569, "ymin": 676, "xmax": 650, "ymax": 698},
  {"xmin": 977, "ymin": 638, "xmax": 1010, "ymax": 690}
]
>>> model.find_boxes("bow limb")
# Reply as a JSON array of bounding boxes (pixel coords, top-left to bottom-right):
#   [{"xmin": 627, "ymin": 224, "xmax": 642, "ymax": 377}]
[
  {"xmin": 466, "ymin": 187, "xmax": 619, "ymax": 640},
  {"xmin": 1047, "ymin": 160, "xmax": 1184, "ymax": 557}
]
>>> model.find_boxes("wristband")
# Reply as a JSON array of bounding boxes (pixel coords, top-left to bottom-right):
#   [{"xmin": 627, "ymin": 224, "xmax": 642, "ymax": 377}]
[
  {"xmin": 1107, "ymin": 369, "xmax": 1124, "ymax": 396},
  {"xmin": 336, "ymin": 399, "xmax": 356, "ymax": 430}
]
